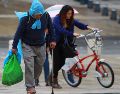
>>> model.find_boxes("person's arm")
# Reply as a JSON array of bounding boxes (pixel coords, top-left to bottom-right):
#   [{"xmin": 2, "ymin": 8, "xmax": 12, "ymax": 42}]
[
  {"xmin": 47, "ymin": 13, "xmax": 56, "ymax": 42},
  {"xmin": 47, "ymin": 13, "xmax": 56, "ymax": 49},
  {"xmin": 12, "ymin": 18, "xmax": 25, "ymax": 51},
  {"xmin": 74, "ymin": 19, "xmax": 95, "ymax": 31},
  {"xmin": 45, "ymin": 31, "xmax": 50, "ymax": 47},
  {"xmin": 53, "ymin": 16, "xmax": 73, "ymax": 36},
  {"xmin": 74, "ymin": 19, "xmax": 88, "ymax": 30}
]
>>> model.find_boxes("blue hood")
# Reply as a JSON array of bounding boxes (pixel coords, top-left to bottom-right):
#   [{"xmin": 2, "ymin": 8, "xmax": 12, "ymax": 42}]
[
  {"xmin": 29, "ymin": 0, "xmax": 45, "ymax": 16},
  {"xmin": 15, "ymin": 0, "xmax": 45, "ymax": 29}
]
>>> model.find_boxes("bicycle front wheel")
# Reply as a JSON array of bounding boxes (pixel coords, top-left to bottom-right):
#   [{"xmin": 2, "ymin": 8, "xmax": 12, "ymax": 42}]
[
  {"xmin": 96, "ymin": 62, "xmax": 114, "ymax": 88},
  {"xmin": 62, "ymin": 65, "xmax": 82, "ymax": 87}
]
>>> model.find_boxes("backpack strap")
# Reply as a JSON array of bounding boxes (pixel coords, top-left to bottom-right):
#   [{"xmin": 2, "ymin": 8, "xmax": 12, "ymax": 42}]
[{"xmin": 27, "ymin": 12, "xmax": 30, "ymax": 23}]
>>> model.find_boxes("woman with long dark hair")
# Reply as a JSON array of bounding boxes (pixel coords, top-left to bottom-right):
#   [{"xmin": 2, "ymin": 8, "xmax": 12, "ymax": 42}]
[{"xmin": 49, "ymin": 5, "xmax": 94, "ymax": 89}]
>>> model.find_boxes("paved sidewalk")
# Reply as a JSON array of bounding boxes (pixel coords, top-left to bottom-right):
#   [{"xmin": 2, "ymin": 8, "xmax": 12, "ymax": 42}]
[
  {"xmin": 0, "ymin": 55, "xmax": 120, "ymax": 94},
  {"xmin": 0, "ymin": 1, "xmax": 120, "ymax": 93},
  {"xmin": 99, "ymin": 0, "xmax": 120, "ymax": 10},
  {"xmin": 22, "ymin": 0, "xmax": 86, "ymax": 8},
  {"xmin": 0, "ymin": 0, "xmax": 120, "ymax": 37}
]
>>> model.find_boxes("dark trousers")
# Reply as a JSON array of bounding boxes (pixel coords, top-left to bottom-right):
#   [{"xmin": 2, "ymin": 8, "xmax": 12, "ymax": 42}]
[{"xmin": 53, "ymin": 44, "xmax": 65, "ymax": 78}]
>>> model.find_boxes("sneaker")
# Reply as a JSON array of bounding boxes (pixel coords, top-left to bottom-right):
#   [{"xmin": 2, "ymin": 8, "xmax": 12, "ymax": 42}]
[{"xmin": 26, "ymin": 87, "xmax": 36, "ymax": 94}]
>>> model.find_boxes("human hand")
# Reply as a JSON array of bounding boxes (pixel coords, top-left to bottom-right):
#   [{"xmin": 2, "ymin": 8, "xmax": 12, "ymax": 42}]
[
  {"xmin": 50, "ymin": 42, "xmax": 56, "ymax": 49},
  {"xmin": 73, "ymin": 32, "xmax": 80, "ymax": 37},
  {"xmin": 44, "ymin": 28, "xmax": 48, "ymax": 34},
  {"xmin": 12, "ymin": 48, "xmax": 17, "ymax": 54},
  {"xmin": 87, "ymin": 26, "xmax": 99, "ymax": 31}
]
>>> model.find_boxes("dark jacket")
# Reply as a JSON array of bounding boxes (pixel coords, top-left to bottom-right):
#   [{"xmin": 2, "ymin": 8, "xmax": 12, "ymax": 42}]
[{"xmin": 12, "ymin": 13, "xmax": 56, "ymax": 49}]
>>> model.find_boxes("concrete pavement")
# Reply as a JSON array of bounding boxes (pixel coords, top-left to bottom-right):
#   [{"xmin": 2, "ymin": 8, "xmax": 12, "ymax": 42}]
[
  {"xmin": 98, "ymin": 0, "xmax": 120, "ymax": 11},
  {"xmin": 0, "ymin": 0, "xmax": 120, "ymax": 93},
  {"xmin": 0, "ymin": 0, "xmax": 120, "ymax": 37},
  {"xmin": 21, "ymin": 0, "xmax": 86, "ymax": 8},
  {"xmin": 0, "ymin": 55, "xmax": 120, "ymax": 94}
]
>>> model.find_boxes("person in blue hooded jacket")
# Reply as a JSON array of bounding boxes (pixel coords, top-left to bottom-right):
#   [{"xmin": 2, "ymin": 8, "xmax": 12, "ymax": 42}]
[
  {"xmin": 49, "ymin": 5, "xmax": 96, "ymax": 89},
  {"xmin": 12, "ymin": 0, "xmax": 56, "ymax": 94}
]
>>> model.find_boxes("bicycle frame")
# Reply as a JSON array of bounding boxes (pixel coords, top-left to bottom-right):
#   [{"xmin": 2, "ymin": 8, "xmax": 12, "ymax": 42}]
[{"xmin": 71, "ymin": 50, "xmax": 98, "ymax": 77}]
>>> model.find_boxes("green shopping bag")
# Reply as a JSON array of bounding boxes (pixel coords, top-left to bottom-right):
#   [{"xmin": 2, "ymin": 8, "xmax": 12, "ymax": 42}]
[{"xmin": 2, "ymin": 54, "xmax": 23, "ymax": 86}]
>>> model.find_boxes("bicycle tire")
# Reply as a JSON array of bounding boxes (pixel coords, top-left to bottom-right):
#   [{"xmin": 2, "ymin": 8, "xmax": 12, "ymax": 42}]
[
  {"xmin": 62, "ymin": 65, "xmax": 82, "ymax": 87},
  {"xmin": 96, "ymin": 62, "xmax": 114, "ymax": 88}
]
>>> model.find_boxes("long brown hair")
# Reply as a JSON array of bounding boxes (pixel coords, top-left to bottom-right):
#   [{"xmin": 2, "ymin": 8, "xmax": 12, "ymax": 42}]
[{"xmin": 59, "ymin": 5, "xmax": 74, "ymax": 29}]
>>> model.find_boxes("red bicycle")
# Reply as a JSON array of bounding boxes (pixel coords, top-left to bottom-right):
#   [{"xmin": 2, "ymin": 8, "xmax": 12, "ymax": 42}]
[{"xmin": 62, "ymin": 29, "xmax": 114, "ymax": 88}]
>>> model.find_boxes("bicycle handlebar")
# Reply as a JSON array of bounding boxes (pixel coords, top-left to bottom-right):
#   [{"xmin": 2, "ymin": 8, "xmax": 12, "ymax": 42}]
[
  {"xmin": 77, "ymin": 29, "xmax": 103, "ymax": 39},
  {"xmin": 74, "ymin": 29, "xmax": 103, "ymax": 53}
]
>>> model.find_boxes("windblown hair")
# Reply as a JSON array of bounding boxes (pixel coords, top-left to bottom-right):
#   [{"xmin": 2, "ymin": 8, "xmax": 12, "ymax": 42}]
[{"xmin": 59, "ymin": 5, "xmax": 74, "ymax": 29}]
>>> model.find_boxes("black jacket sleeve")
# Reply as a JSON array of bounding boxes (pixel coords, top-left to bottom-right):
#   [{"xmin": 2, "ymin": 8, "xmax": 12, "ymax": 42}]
[
  {"xmin": 47, "ymin": 13, "xmax": 56, "ymax": 43},
  {"xmin": 12, "ymin": 17, "xmax": 26, "ymax": 49}
]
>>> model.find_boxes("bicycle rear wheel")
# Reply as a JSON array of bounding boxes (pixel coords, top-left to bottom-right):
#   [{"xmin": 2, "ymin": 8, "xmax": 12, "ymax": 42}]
[
  {"xmin": 62, "ymin": 64, "xmax": 82, "ymax": 87},
  {"xmin": 96, "ymin": 62, "xmax": 114, "ymax": 88}
]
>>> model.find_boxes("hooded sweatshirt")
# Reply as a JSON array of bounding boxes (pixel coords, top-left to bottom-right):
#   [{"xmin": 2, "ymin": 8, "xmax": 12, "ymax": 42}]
[{"xmin": 12, "ymin": 0, "xmax": 56, "ymax": 49}]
